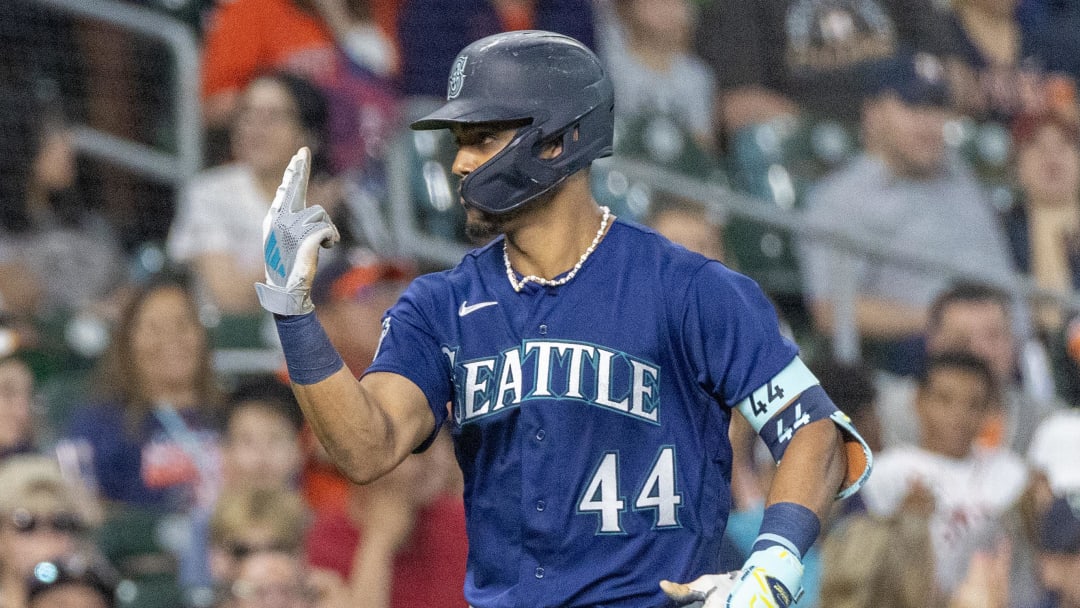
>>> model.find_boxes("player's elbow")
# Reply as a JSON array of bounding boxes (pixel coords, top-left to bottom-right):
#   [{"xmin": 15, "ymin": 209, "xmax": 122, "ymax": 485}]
[
  {"xmin": 338, "ymin": 464, "xmax": 385, "ymax": 486},
  {"xmin": 332, "ymin": 424, "xmax": 404, "ymax": 485},
  {"xmin": 325, "ymin": 440, "xmax": 393, "ymax": 485}
]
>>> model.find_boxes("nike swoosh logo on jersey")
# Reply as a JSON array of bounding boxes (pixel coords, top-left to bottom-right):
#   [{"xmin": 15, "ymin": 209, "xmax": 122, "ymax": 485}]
[{"xmin": 459, "ymin": 300, "xmax": 498, "ymax": 316}]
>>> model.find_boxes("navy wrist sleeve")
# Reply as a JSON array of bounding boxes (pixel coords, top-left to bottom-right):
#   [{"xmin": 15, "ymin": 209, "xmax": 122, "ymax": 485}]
[
  {"xmin": 752, "ymin": 501, "xmax": 821, "ymax": 560},
  {"xmin": 274, "ymin": 313, "xmax": 345, "ymax": 385}
]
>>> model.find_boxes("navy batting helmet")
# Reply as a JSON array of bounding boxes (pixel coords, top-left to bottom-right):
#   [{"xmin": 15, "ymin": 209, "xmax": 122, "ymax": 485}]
[{"xmin": 410, "ymin": 30, "xmax": 614, "ymax": 215}]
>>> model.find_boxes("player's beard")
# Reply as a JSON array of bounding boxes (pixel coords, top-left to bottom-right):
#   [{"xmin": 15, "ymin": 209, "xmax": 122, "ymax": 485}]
[
  {"xmin": 462, "ymin": 189, "xmax": 556, "ymax": 243},
  {"xmin": 464, "ymin": 207, "xmax": 504, "ymax": 243}
]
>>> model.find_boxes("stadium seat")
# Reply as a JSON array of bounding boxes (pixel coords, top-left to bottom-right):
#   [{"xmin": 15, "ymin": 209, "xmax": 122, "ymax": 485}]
[
  {"xmin": 209, "ymin": 313, "xmax": 272, "ymax": 350},
  {"xmin": 724, "ymin": 116, "xmax": 859, "ymax": 299},
  {"xmin": 401, "ymin": 127, "xmax": 467, "ymax": 243},
  {"xmin": 96, "ymin": 507, "xmax": 186, "ymax": 608},
  {"xmin": 37, "ymin": 368, "xmax": 93, "ymax": 445},
  {"xmin": 594, "ymin": 112, "xmax": 728, "ymax": 222},
  {"xmin": 946, "ymin": 117, "xmax": 1016, "ymax": 212}
]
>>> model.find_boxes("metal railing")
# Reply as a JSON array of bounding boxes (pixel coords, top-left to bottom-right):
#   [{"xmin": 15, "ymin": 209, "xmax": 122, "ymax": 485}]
[
  {"xmin": 387, "ymin": 140, "xmax": 1076, "ymax": 403},
  {"xmin": 602, "ymin": 157, "xmax": 1080, "ymax": 343},
  {"xmin": 19, "ymin": 0, "xmax": 1071, "ymax": 390},
  {"xmin": 29, "ymin": 0, "xmax": 203, "ymax": 184}
]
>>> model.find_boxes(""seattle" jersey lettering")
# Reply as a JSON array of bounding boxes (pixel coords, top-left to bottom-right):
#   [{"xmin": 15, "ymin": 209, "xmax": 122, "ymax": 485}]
[{"xmin": 447, "ymin": 339, "xmax": 661, "ymax": 425}]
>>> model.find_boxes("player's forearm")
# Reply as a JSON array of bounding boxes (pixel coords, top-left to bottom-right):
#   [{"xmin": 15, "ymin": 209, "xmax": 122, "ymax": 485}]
[
  {"xmin": 291, "ymin": 367, "xmax": 407, "ymax": 484},
  {"xmin": 292, "ymin": 369, "xmax": 437, "ymax": 486},
  {"xmin": 766, "ymin": 417, "xmax": 846, "ymax": 522},
  {"xmin": 662, "ymin": 419, "xmax": 844, "ymax": 605},
  {"xmin": 255, "ymin": 148, "xmax": 439, "ymax": 483}
]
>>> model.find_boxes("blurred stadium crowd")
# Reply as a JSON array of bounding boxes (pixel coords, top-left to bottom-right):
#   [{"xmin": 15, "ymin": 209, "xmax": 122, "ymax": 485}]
[{"xmin": 2, "ymin": 0, "xmax": 1080, "ymax": 607}]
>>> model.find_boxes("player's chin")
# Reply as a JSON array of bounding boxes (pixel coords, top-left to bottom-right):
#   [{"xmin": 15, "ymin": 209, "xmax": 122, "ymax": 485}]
[{"xmin": 464, "ymin": 207, "xmax": 501, "ymax": 242}]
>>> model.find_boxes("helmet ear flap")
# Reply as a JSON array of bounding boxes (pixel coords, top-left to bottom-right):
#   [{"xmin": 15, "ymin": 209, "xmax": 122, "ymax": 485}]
[{"xmin": 462, "ymin": 126, "xmax": 566, "ymax": 213}]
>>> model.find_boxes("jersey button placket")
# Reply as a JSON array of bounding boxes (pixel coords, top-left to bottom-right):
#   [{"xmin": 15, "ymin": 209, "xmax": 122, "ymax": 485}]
[
  {"xmin": 538, "ymin": 323, "xmax": 548, "ymax": 335},
  {"xmin": 520, "ymin": 386, "xmax": 553, "ymax": 593}
]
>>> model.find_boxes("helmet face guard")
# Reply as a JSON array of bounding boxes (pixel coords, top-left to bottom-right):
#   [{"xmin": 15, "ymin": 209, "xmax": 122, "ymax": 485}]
[{"xmin": 410, "ymin": 31, "xmax": 614, "ymax": 215}]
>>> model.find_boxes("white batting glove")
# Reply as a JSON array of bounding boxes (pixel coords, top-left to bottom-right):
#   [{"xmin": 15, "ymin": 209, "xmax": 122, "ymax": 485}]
[
  {"xmin": 661, "ymin": 546, "xmax": 803, "ymax": 607},
  {"xmin": 255, "ymin": 147, "xmax": 340, "ymax": 316}
]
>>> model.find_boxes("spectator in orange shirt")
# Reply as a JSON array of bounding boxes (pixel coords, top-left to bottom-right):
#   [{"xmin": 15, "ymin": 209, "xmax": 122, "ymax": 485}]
[
  {"xmin": 200, "ymin": 0, "xmax": 400, "ymax": 169},
  {"xmin": 201, "ymin": 0, "xmax": 334, "ymax": 124}
]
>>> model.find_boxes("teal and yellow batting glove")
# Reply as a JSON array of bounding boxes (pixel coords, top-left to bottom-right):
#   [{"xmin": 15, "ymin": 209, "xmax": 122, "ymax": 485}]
[
  {"xmin": 661, "ymin": 545, "xmax": 804, "ymax": 608},
  {"xmin": 255, "ymin": 147, "xmax": 340, "ymax": 316},
  {"xmin": 720, "ymin": 546, "xmax": 804, "ymax": 607}
]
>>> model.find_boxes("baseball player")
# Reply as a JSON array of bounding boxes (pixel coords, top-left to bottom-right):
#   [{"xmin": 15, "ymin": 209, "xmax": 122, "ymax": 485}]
[{"xmin": 255, "ymin": 31, "xmax": 872, "ymax": 608}]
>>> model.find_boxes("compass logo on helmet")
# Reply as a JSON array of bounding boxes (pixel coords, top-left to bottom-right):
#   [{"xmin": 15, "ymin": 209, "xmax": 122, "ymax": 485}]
[{"xmin": 447, "ymin": 56, "xmax": 468, "ymax": 99}]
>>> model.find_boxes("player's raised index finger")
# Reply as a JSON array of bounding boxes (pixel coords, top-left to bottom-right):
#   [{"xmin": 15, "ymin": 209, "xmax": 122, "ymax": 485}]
[{"xmin": 282, "ymin": 146, "xmax": 312, "ymax": 213}]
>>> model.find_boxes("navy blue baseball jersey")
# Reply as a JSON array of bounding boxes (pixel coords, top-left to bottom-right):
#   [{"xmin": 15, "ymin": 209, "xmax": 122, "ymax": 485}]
[{"xmin": 365, "ymin": 219, "xmax": 798, "ymax": 608}]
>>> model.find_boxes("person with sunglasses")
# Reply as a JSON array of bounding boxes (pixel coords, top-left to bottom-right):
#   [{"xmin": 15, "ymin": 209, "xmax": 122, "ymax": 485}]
[
  {"xmin": 0, "ymin": 455, "xmax": 99, "ymax": 608},
  {"xmin": 24, "ymin": 552, "xmax": 119, "ymax": 608},
  {"xmin": 207, "ymin": 487, "xmax": 309, "ymax": 602}
]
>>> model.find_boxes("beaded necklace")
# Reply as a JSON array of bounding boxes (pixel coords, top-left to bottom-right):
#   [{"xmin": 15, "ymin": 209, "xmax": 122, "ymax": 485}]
[{"xmin": 504, "ymin": 206, "xmax": 612, "ymax": 292}]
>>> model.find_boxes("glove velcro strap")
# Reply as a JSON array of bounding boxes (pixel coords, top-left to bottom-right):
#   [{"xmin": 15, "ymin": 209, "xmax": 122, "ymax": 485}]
[
  {"xmin": 256, "ymin": 282, "xmax": 314, "ymax": 316},
  {"xmin": 736, "ymin": 546, "xmax": 805, "ymax": 607}
]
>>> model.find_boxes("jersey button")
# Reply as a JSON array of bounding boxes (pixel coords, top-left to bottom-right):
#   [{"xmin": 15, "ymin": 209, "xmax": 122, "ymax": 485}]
[
  {"xmin": 535, "ymin": 567, "xmax": 545, "ymax": 579},
  {"xmin": 538, "ymin": 324, "xmax": 548, "ymax": 335},
  {"xmin": 535, "ymin": 429, "xmax": 545, "ymax": 441},
  {"xmin": 536, "ymin": 500, "xmax": 546, "ymax": 511}
]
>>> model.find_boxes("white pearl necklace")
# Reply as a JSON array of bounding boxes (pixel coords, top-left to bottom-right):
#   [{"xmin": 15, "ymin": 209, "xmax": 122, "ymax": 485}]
[{"xmin": 504, "ymin": 206, "xmax": 612, "ymax": 292}]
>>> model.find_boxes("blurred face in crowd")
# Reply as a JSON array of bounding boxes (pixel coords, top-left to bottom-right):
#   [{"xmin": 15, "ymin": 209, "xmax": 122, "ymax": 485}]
[
  {"xmin": 231, "ymin": 551, "xmax": 313, "ymax": 608},
  {"xmin": 865, "ymin": 95, "xmax": 950, "ymax": 178},
  {"xmin": 650, "ymin": 207, "xmax": 725, "ymax": 262},
  {"xmin": 927, "ymin": 300, "xmax": 1015, "ymax": 384},
  {"xmin": 915, "ymin": 365, "xmax": 992, "ymax": 459},
  {"xmin": 617, "ymin": 0, "xmax": 691, "ymax": 50},
  {"xmin": 232, "ymin": 77, "xmax": 311, "ymax": 179},
  {"xmin": 208, "ymin": 487, "xmax": 306, "ymax": 586},
  {"xmin": 131, "ymin": 285, "xmax": 206, "ymax": 395},
  {"xmin": 225, "ymin": 403, "xmax": 302, "ymax": 490},
  {"xmin": 28, "ymin": 584, "xmax": 110, "ymax": 608},
  {"xmin": 1016, "ymin": 120, "xmax": 1080, "ymax": 205},
  {"xmin": 211, "ymin": 522, "xmax": 298, "ymax": 586},
  {"xmin": 212, "ymin": 526, "xmax": 296, "ymax": 586},
  {"xmin": 0, "ymin": 358, "xmax": 34, "ymax": 451},
  {"xmin": 0, "ymin": 501, "xmax": 85, "ymax": 582}
]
